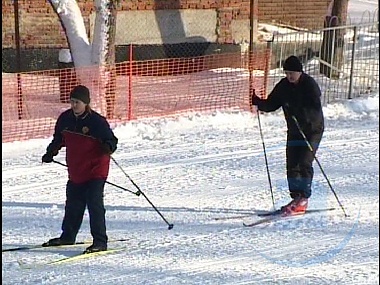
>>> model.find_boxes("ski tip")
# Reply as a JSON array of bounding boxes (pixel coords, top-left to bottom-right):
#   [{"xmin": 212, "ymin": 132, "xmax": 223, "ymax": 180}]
[
  {"xmin": 257, "ymin": 210, "xmax": 281, "ymax": 217},
  {"xmin": 168, "ymin": 224, "xmax": 174, "ymax": 230}
]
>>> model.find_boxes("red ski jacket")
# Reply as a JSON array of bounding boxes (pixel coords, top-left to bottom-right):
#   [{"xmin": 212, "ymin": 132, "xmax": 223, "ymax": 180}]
[{"xmin": 46, "ymin": 109, "xmax": 118, "ymax": 184}]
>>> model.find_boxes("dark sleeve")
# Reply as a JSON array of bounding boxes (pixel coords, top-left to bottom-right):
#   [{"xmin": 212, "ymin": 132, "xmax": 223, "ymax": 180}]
[
  {"xmin": 46, "ymin": 113, "xmax": 65, "ymax": 155},
  {"xmin": 304, "ymin": 77, "xmax": 323, "ymax": 124},
  {"xmin": 255, "ymin": 80, "xmax": 285, "ymax": 112},
  {"xmin": 95, "ymin": 115, "xmax": 118, "ymax": 154}
]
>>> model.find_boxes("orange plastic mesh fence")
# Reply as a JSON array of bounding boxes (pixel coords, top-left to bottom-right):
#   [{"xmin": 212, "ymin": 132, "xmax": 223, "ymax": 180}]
[{"xmin": 2, "ymin": 50, "xmax": 270, "ymax": 143}]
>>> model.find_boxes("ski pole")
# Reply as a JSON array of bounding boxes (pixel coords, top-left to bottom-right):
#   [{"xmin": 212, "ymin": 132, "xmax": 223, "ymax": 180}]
[
  {"xmin": 290, "ymin": 115, "xmax": 348, "ymax": 217},
  {"xmin": 111, "ymin": 156, "xmax": 174, "ymax": 230},
  {"xmin": 256, "ymin": 108, "xmax": 276, "ymax": 209},
  {"xmin": 52, "ymin": 160, "xmax": 140, "ymax": 196}
]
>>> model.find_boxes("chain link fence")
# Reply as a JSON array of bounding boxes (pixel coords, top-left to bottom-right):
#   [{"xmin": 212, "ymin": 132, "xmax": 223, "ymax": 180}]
[
  {"xmin": 2, "ymin": 7, "xmax": 378, "ymax": 105},
  {"xmin": 2, "ymin": 7, "xmax": 252, "ymax": 72}
]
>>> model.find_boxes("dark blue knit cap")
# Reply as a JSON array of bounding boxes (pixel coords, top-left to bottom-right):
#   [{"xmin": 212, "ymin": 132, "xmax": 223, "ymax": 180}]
[
  {"xmin": 283, "ymin": 56, "xmax": 303, "ymax": 72},
  {"xmin": 70, "ymin": 85, "xmax": 90, "ymax": 104}
]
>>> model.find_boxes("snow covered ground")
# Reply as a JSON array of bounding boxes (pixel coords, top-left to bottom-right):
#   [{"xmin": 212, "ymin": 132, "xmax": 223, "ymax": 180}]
[
  {"xmin": 2, "ymin": 1, "xmax": 379, "ymax": 284},
  {"xmin": 2, "ymin": 92, "xmax": 379, "ymax": 284}
]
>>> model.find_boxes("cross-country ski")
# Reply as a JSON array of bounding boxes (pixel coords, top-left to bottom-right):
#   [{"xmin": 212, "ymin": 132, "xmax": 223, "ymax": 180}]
[
  {"xmin": 2, "ymin": 238, "xmax": 130, "ymax": 253},
  {"xmin": 18, "ymin": 247, "xmax": 125, "ymax": 269},
  {"xmin": 243, "ymin": 208, "xmax": 338, "ymax": 227}
]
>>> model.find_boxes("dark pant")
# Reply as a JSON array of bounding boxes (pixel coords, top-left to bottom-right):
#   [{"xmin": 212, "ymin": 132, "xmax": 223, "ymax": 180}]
[
  {"xmin": 60, "ymin": 179, "xmax": 107, "ymax": 247},
  {"xmin": 286, "ymin": 131, "xmax": 323, "ymax": 199}
]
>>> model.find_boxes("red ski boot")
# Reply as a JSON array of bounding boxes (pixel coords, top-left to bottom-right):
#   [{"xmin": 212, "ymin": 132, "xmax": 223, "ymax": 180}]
[{"xmin": 281, "ymin": 197, "xmax": 308, "ymax": 216}]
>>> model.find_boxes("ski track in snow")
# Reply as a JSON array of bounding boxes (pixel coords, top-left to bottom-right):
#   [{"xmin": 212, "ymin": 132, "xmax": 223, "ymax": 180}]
[{"xmin": 2, "ymin": 133, "xmax": 376, "ymax": 196}]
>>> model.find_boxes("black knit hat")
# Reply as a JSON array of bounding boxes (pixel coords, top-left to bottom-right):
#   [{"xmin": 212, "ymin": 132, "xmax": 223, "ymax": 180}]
[
  {"xmin": 283, "ymin": 56, "xmax": 303, "ymax": 72},
  {"xmin": 70, "ymin": 85, "xmax": 90, "ymax": 104}
]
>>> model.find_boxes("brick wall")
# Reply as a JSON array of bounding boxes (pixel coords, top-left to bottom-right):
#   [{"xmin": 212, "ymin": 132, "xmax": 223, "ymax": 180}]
[
  {"xmin": 2, "ymin": 0, "xmax": 331, "ymax": 48},
  {"xmin": 258, "ymin": 0, "xmax": 334, "ymax": 28}
]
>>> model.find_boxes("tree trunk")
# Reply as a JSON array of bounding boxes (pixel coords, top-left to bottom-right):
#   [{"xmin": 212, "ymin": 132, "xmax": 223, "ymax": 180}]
[
  {"xmin": 319, "ymin": 0, "xmax": 348, "ymax": 79},
  {"xmin": 92, "ymin": 0, "xmax": 118, "ymax": 118},
  {"xmin": 104, "ymin": 1, "xmax": 118, "ymax": 119},
  {"xmin": 49, "ymin": 0, "xmax": 119, "ymax": 117}
]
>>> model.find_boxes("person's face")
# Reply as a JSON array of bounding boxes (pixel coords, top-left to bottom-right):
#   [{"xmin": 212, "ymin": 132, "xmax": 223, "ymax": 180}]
[
  {"xmin": 285, "ymin": 71, "xmax": 302, "ymax": 83},
  {"xmin": 70, "ymin": 98, "xmax": 87, "ymax": 116}
]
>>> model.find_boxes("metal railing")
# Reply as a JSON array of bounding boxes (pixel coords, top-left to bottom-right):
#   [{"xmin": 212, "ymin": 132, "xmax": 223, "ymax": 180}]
[{"xmin": 267, "ymin": 20, "xmax": 379, "ymax": 104}]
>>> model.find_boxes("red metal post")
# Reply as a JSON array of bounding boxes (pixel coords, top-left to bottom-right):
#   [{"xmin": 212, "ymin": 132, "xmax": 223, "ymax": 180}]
[{"xmin": 128, "ymin": 44, "xmax": 133, "ymax": 120}]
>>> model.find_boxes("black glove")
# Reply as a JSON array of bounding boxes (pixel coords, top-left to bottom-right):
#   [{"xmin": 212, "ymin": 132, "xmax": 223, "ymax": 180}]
[
  {"xmin": 251, "ymin": 95, "xmax": 260, "ymax": 106},
  {"xmin": 283, "ymin": 102, "xmax": 296, "ymax": 116},
  {"xmin": 101, "ymin": 142, "xmax": 112, "ymax": 155},
  {"xmin": 42, "ymin": 152, "xmax": 54, "ymax": 163},
  {"xmin": 251, "ymin": 89, "xmax": 259, "ymax": 106}
]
